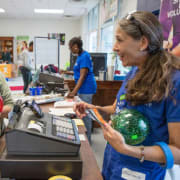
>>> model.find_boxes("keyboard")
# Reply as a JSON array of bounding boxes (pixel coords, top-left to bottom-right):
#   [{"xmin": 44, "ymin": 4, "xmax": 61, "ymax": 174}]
[{"xmin": 52, "ymin": 115, "xmax": 76, "ymax": 141}]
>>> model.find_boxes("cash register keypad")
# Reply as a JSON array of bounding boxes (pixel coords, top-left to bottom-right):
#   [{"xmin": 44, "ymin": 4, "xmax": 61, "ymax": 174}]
[{"xmin": 52, "ymin": 115, "xmax": 76, "ymax": 141}]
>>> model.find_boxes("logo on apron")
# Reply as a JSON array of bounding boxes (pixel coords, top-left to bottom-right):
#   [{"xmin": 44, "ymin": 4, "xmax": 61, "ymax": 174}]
[{"xmin": 116, "ymin": 94, "xmax": 126, "ymax": 113}]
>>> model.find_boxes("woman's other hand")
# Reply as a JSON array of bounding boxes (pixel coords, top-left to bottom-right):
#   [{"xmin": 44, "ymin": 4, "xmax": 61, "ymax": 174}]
[{"xmin": 102, "ymin": 121, "xmax": 127, "ymax": 153}]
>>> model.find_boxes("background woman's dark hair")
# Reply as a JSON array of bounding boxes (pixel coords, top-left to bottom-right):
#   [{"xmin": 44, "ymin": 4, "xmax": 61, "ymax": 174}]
[
  {"xmin": 119, "ymin": 11, "xmax": 180, "ymax": 105},
  {"xmin": 23, "ymin": 41, "xmax": 28, "ymax": 48},
  {"xmin": 29, "ymin": 41, "xmax": 33, "ymax": 52},
  {"xmin": 69, "ymin": 36, "xmax": 83, "ymax": 54},
  {"xmin": 29, "ymin": 41, "xmax": 33, "ymax": 47}
]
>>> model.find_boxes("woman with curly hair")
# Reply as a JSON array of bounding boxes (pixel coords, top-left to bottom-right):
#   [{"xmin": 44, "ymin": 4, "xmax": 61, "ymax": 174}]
[
  {"xmin": 67, "ymin": 37, "xmax": 97, "ymax": 143},
  {"xmin": 74, "ymin": 11, "xmax": 180, "ymax": 179}
]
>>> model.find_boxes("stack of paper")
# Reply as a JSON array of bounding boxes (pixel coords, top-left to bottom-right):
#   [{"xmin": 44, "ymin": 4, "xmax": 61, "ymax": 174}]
[
  {"xmin": 49, "ymin": 108, "xmax": 74, "ymax": 116},
  {"xmin": 54, "ymin": 99, "xmax": 75, "ymax": 108}
]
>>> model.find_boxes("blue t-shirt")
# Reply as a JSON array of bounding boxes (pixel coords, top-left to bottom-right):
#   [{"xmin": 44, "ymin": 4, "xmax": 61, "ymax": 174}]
[
  {"xmin": 102, "ymin": 66, "xmax": 180, "ymax": 180},
  {"xmin": 73, "ymin": 51, "xmax": 97, "ymax": 94}
]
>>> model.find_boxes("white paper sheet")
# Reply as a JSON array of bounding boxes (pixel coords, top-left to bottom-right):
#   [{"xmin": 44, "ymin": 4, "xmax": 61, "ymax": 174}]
[{"xmin": 49, "ymin": 108, "xmax": 74, "ymax": 116}]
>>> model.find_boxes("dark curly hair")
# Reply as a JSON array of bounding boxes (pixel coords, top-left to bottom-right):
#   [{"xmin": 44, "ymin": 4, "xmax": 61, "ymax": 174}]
[
  {"xmin": 118, "ymin": 11, "xmax": 180, "ymax": 105},
  {"xmin": 69, "ymin": 36, "xmax": 83, "ymax": 54}
]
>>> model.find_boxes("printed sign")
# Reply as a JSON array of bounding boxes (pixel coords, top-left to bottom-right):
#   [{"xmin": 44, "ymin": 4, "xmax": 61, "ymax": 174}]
[{"xmin": 159, "ymin": 0, "xmax": 180, "ymax": 55}]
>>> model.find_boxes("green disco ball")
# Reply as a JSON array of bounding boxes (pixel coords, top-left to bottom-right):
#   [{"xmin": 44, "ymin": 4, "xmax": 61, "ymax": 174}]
[{"xmin": 111, "ymin": 109, "xmax": 149, "ymax": 145}]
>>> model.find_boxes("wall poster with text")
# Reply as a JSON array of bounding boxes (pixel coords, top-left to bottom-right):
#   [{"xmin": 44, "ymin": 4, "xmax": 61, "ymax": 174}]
[
  {"xmin": 16, "ymin": 36, "xmax": 34, "ymax": 68},
  {"xmin": 159, "ymin": 0, "xmax": 180, "ymax": 56}
]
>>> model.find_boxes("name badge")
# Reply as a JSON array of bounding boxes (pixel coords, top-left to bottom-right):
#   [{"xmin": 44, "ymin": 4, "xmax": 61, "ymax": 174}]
[{"xmin": 122, "ymin": 168, "xmax": 146, "ymax": 180}]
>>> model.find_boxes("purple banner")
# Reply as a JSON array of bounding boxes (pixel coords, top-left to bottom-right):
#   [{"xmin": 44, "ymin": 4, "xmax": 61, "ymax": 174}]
[{"xmin": 159, "ymin": 0, "xmax": 180, "ymax": 51}]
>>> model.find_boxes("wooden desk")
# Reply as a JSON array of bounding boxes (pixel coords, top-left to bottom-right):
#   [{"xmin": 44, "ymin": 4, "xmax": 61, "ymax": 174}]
[
  {"xmin": 65, "ymin": 80, "xmax": 122, "ymax": 106},
  {"xmin": 0, "ymin": 103, "xmax": 103, "ymax": 180},
  {"xmin": 41, "ymin": 103, "xmax": 103, "ymax": 180}
]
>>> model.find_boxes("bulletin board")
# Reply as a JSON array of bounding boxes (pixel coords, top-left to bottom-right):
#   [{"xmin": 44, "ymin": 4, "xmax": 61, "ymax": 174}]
[{"xmin": 35, "ymin": 37, "xmax": 60, "ymax": 70}]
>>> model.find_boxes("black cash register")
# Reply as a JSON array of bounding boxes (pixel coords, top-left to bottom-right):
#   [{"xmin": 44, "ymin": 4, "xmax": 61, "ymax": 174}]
[
  {"xmin": 6, "ymin": 100, "xmax": 81, "ymax": 156},
  {"xmin": 37, "ymin": 72, "xmax": 68, "ymax": 94},
  {"xmin": 0, "ymin": 100, "xmax": 82, "ymax": 179}
]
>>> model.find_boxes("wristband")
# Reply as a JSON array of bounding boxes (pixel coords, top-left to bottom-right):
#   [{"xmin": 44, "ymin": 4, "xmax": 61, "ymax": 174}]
[{"xmin": 155, "ymin": 142, "xmax": 174, "ymax": 169}]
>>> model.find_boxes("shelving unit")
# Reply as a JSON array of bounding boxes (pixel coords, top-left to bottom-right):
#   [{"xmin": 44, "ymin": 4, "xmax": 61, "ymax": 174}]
[{"xmin": 0, "ymin": 37, "xmax": 14, "ymax": 63}]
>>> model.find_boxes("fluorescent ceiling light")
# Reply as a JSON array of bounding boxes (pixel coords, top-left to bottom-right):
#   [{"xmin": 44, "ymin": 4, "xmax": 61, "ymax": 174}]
[
  {"xmin": 34, "ymin": 9, "xmax": 64, "ymax": 14},
  {"xmin": 0, "ymin": 8, "xmax": 5, "ymax": 13}
]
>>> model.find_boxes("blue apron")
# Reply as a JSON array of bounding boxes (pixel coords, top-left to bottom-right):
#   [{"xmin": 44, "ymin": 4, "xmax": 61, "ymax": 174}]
[{"xmin": 102, "ymin": 67, "xmax": 180, "ymax": 180}]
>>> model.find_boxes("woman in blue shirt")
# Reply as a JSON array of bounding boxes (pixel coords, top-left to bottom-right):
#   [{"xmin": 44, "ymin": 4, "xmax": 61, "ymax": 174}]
[
  {"xmin": 67, "ymin": 37, "xmax": 97, "ymax": 143},
  {"xmin": 74, "ymin": 11, "xmax": 180, "ymax": 179}
]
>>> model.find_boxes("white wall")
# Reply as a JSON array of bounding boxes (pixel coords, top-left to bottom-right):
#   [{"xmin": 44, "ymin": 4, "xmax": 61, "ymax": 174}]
[
  {"xmin": 119, "ymin": 0, "xmax": 138, "ymax": 18},
  {"xmin": 0, "ymin": 18, "xmax": 81, "ymax": 69}
]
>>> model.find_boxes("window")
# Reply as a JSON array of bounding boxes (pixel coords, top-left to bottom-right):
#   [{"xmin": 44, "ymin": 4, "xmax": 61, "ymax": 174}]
[
  {"xmin": 115, "ymin": 56, "xmax": 131, "ymax": 76},
  {"xmin": 101, "ymin": 24, "xmax": 114, "ymax": 65},
  {"xmin": 88, "ymin": 4, "xmax": 99, "ymax": 51},
  {"xmin": 101, "ymin": 24, "xmax": 113, "ymax": 52},
  {"xmin": 89, "ymin": 31, "xmax": 97, "ymax": 52},
  {"xmin": 88, "ymin": 5, "xmax": 99, "ymax": 32},
  {"xmin": 100, "ymin": 23, "xmax": 131, "ymax": 75}
]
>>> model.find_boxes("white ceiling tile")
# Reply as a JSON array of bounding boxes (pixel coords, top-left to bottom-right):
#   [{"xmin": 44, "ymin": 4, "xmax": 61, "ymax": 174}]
[
  {"xmin": 65, "ymin": 7, "xmax": 86, "ymax": 16},
  {"xmin": 0, "ymin": 0, "xmax": 99, "ymax": 19}
]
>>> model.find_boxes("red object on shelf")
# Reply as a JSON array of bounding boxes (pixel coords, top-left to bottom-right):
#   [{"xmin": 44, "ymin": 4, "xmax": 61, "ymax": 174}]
[
  {"xmin": 44, "ymin": 64, "xmax": 59, "ymax": 73},
  {"xmin": 0, "ymin": 96, "xmax": 3, "ymax": 112},
  {"xmin": 9, "ymin": 86, "xmax": 24, "ymax": 91},
  {"xmin": 114, "ymin": 70, "xmax": 121, "ymax": 75}
]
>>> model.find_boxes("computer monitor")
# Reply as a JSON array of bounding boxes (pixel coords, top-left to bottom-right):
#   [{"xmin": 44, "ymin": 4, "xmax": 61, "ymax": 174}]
[
  {"xmin": 90, "ymin": 52, "xmax": 107, "ymax": 77},
  {"xmin": 69, "ymin": 52, "xmax": 107, "ymax": 76}
]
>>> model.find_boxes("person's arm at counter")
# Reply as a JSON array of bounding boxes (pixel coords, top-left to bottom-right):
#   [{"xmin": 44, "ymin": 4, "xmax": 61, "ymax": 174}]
[
  {"xmin": 95, "ymin": 100, "xmax": 117, "ymax": 115},
  {"xmin": 61, "ymin": 70, "xmax": 74, "ymax": 75},
  {"xmin": 74, "ymin": 99, "xmax": 117, "ymax": 119},
  {"xmin": 67, "ymin": 68, "xmax": 88, "ymax": 98}
]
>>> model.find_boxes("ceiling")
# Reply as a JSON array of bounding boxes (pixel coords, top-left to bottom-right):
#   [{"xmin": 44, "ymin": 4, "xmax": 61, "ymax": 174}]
[{"xmin": 0, "ymin": 0, "xmax": 99, "ymax": 20}]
